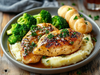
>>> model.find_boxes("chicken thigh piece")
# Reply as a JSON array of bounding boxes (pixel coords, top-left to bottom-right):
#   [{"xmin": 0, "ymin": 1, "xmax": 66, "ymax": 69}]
[
  {"xmin": 33, "ymin": 28, "xmax": 83, "ymax": 56},
  {"xmin": 20, "ymin": 23, "xmax": 58, "ymax": 64}
]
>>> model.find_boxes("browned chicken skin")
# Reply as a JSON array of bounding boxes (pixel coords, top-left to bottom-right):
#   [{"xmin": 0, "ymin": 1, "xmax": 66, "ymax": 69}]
[
  {"xmin": 20, "ymin": 23, "xmax": 58, "ymax": 64},
  {"xmin": 33, "ymin": 29, "xmax": 83, "ymax": 56}
]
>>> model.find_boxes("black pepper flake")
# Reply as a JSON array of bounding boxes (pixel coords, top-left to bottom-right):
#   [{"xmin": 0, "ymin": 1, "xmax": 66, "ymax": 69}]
[
  {"xmin": 38, "ymin": 49, "xmax": 41, "ymax": 51},
  {"xmin": 47, "ymin": 50, "xmax": 49, "ymax": 52}
]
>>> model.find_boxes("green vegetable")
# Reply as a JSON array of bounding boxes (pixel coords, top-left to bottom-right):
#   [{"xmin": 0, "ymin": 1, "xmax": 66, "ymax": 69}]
[
  {"xmin": 46, "ymin": 60, "xmax": 49, "ymax": 62},
  {"xmin": 85, "ymin": 22, "xmax": 87, "ymax": 25},
  {"xmin": 31, "ymin": 32, "xmax": 37, "ymax": 36},
  {"xmin": 94, "ymin": 15, "xmax": 99, "ymax": 20},
  {"xmin": 30, "ymin": 25, "xmax": 38, "ymax": 31},
  {"xmin": 77, "ymin": 71, "xmax": 81, "ymax": 75},
  {"xmin": 80, "ymin": 14, "xmax": 83, "ymax": 17},
  {"xmin": 92, "ymin": 37, "xmax": 97, "ymax": 42},
  {"xmin": 31, "ymin": 42, "xmax": 37, "ymax": 47},
  {"xmin": 59, "ymin": 29, "xmax": 69, "ymax": 38},
  {"xmin": 61, "ymin": 2, "xmax": 64, "ymax": 6},
  {"xmin": 84, "ymin": 37, "xmax": 89, "ymax": 41},
  {"xmin": 7, "ymin": 23, "xmax": 29, "ymax": 44},
  {"xmin": 79, "ymin": 10, "xmax": 83, "ymax": 12},
  {"xmin": 73, "ymin": 32, "xmax": 76, "ymax": 35},
  {"xmin": 88, "ymin": 15, "xmax": 92, "ymax": 18},
  {"xmin": 47, "ymin": 34, "xmax": 54, "ymax": 39},
  {"xmin": 46, "ymin": 30, "xmax": 49, "ymax": 34},
  {"xmin": 42, "ymin": 56, "xmax": 46, "ymax": 59},
  {"xmin": 68, "ymin": 8, "xmax": 72, "ymax": 11},
  {"xmin": 33, "ymin": 10, "xmax": 52, "ymax": 24},
  {"xmin": 51, "ymin": 16, "xmax": 69, "ymax": 29},
  {"xmin": 74, "ymin": 16, "xmax": 78, "ymax": 20},
  {"xmin": 70, "ymin": 41, "xmax": 74, "ymax": 45},
  {"xmin": 84, "ymin": 18, "xmax": 86, "ymax": 20},
  {"xmin": 72, "ymin": 3, "xmax": 76, "ymax": 6},
  {"xmin": 8, "ymin": 34, "xmax": 21, "ymax": 44},
  {"xmin": 17, "ymin": 13, "xmax": 36, "ymax": 28},
  {"xmin": 7, "ymin": 23, "xmax": 21, "ymax": 35}
]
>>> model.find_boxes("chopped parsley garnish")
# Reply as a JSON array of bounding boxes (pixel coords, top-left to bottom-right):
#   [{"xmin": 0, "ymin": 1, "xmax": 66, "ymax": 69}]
[
  {"xmin": 73, "ymin": 32, "xmax": 76, "ymax": 35},
  {"xmin": 46, "ymin": 30, "xmax": 49, "ymax": 34},
  {"xmin": 59, "ymin": 33, "xmax": 63, "ymax": 38},
  {"xmin": 46, "ymin": 60, "xmax": 49, "ymax": 62},
  {"xmin": 61, "ymin": 2, "xmax": 64, "ymax": 6},
  {"xmin": 31, "ymin": 42, "xmax": 37, "ymax": 47},
  {"xmin": 79, "ymin": 10, "xmax": 83, "ymax": 12},
  {"xmin": 43, "ymin": 26, "xmax": 46, "ymax": 29},
  {"xmin": 25, "ymin": 49, "xmax": 27, "ymax": 53},
  {"xmin": 80, "ymin": 14, "xmax": 83, "ymax": 17},
  {"xmin": 25, "ymin": 53, "xmax": 28, "ymax": 55},
  {"xmin": 47, "ymin": 34, "xmax": 54, "ymax": 39},
  {"xmin": 31, "ymin": 32, "xmax": 37, "ymax": 36},
  {"xmin": 92, "ymin": 37, "xmax": 97, "ymax": 42},
  {"xmin": 30, "ymin": 25, "xmax": 37, "ymax": 31},
  {"xmin": 88, "ymin": 15, "xmax": 92, "ymax": 18},
  {"xmin": 72, "ymin": 3, "xmax": 76, "ymax": 6},
  {"xmin": 70, "ymin": 41, "xmax": 74, "ymax": 45},
  {"xmin": 84, "ymin": 18, "xmax": 86, "ymax": 20},
  {"xmin": 39, "ymin": 28, "xmax": 42, "ymax": 31},
  {"xmin": 50, "ymin": 66, "xmax": 52, "ymax": 68},
  {"xmin": 74, "ymin": 16, "xmax": 78, "ymax": 20},
  {"xmin": 29, "ymin": 49, "xmax": 32, "ymax": 51},
  {"xmin": 42, "ymin": 56, "xmax": 46, "ymax": 59},
  {"xmin": 84, "ymin": 37, "xmax": 89, "ymax": 41},
  {"xmin": 85, "ymin": 22, "xmax": 87, "ymax": 25},
  {"xmin": 60, "ymin": 29, "xmax": 69, "ymax": 38},
  {"xmin": 94, "ymin": 15, "xmax": 99, "ymax": 20},
  {"xmin": 68, "ymin": 8, "xmax": 72, "ymax": 11}
]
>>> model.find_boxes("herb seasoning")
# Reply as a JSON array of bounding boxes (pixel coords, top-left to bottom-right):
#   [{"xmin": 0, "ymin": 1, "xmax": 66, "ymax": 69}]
[{"xmin": 74, "ymin": 16, "xmax": 78, "ymax": 20}]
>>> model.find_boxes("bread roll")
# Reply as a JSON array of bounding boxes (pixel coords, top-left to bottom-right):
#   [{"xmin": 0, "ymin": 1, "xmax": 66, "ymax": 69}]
[{"xmin": 58, "ymin": 5, "xmax": 92, "ymax": 33}]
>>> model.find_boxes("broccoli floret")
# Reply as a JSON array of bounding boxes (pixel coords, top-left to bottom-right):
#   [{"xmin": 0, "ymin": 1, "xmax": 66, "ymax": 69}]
[
  {"xmin": 7, "ymin": 23, "xmax": 29, "ymax": 44},
  {"xmin": 17, "ymin": 13, "xmax": 36, "ymax": 28},
  {"xmin": 51, "ymin": 16, "xmax": 69, "ymax": 29},
  {"xmin": 7, "ymin": 23, "xmax": 21, "ymax": 35},
  {"xmin": 8, "ymin": 34, "xmax": 21, "ymax": 44},
  {"xmin": 33, "ymin": 10, "xmax": 52, "ymax": 24},
  {"xmin": 12, "ymin": 24, "xmax": 29, "ymax": 36}
]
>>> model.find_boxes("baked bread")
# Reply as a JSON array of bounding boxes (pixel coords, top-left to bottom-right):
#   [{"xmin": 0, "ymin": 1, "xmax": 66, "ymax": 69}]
[{"xmin": 58, "ymin": 5, "xmax": 92, "ymax": 33}]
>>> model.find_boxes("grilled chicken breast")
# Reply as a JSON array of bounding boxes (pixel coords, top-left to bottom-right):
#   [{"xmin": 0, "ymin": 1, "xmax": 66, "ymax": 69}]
[
  {"xmin": 20, "ymin": 23, "xmax": 58, "ymax": 64},
  {"xmin": 33, "ymin": 29, "xmax": 83, "ymax": 56}
]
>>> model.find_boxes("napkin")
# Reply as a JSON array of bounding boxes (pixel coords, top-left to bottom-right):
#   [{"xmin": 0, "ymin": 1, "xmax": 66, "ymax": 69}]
[{"xmin": 0, "ymin": 0, "xmax": 58, "ymax": 13}]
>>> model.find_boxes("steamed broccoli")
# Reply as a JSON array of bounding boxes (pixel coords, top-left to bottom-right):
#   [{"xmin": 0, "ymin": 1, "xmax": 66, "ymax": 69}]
[
  {"xmin": 7, "ymin": 23, "xmax": 21, "ymax": 35},
  {"xmin": 7, "ymin": 23, "xmax": 29, "ymax": 44},
  {"xmin": 8, "ymin": 34, "xmax": 21, "ymax": 44},
  {"xmin": 17, "ymin": 13, "xmax": 36, "ymax": 28},
  {"xmin": 33, "ymin": 10, "xmax": 52, "ymax": 24},
  {"xmin": 51, "ymin": 16, "xmax": 69, "ymax": 29}
]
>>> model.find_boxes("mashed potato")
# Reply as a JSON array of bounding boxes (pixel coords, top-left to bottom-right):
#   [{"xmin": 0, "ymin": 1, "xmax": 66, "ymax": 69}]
[
  {"xmin": 9, "ymin": 42, "xmax": 22, "ymax": 61},
  {"xmin": 42, "ymin": 34, "xmax": 94, "ymax": 67}
]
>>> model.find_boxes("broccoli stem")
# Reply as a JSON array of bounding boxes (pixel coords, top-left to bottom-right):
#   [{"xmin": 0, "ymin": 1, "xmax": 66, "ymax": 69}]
[{"xmin": 7, "ymin": 29, "xmax": 12, "ymax": 35}]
